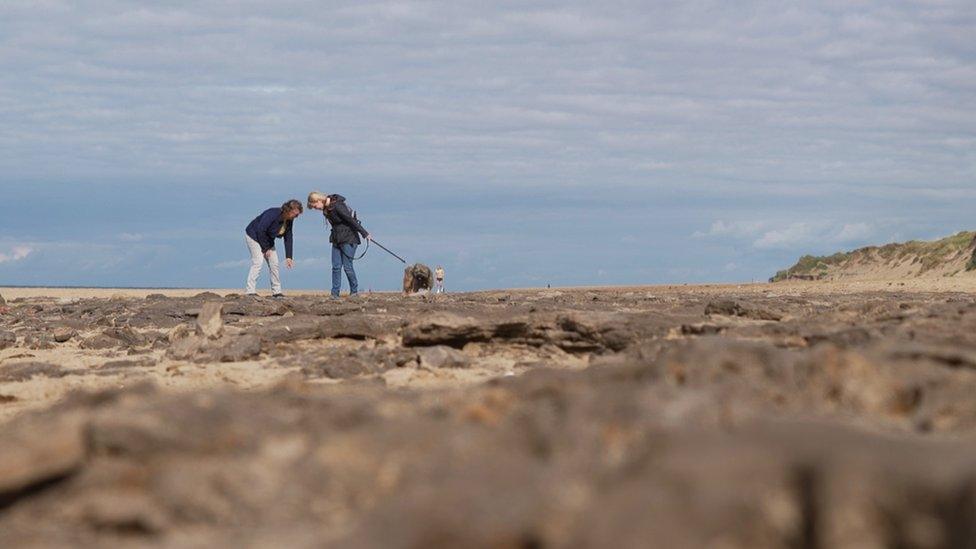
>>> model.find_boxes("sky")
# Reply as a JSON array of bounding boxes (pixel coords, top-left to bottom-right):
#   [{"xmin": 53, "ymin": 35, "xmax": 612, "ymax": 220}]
[{"xmin": 1, "ymin": 0, "xmax": 974, "ymax": 291}]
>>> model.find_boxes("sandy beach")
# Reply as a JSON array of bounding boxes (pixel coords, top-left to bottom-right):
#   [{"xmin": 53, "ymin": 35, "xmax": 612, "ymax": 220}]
[{"xmin": 7, "ymin": 274, "xmax": 976, "ymax": 301}]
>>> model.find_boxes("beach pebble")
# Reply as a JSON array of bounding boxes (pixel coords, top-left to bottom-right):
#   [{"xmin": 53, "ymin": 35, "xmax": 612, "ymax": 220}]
[
  {"xmin": 418, "ymin": 346, "xmax": 470, "ymax": 369},
  {"xmin": 0, "ymin": 331, "xmax": 16, "ymax": 350},
  {"xmin": 53, "ymin": 328, "xmax": 77, "ymax": 343}
]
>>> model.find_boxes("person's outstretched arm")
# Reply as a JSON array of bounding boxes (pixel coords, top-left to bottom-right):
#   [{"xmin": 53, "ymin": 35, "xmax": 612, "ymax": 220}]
[{"xmin": 284, "ymin": 222, "xmax": 295, "ymax": 268}]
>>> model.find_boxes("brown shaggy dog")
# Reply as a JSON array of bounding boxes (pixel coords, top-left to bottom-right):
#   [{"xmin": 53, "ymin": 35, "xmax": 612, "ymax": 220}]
[{"xmin": 403, "ymin": 263, "xmax": 434, "ymax": 294}]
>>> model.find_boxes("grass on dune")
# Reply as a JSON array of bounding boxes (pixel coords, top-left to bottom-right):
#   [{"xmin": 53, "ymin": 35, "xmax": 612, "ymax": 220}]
[{"xmin": 771, "ymin": 231, "xmax": 976, "ymax": 282}]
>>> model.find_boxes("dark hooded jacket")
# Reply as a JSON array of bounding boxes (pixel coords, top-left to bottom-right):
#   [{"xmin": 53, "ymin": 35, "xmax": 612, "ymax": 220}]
[
  {"xmin": 324, "ymin": 194, "xmax": 368, "ymax": 246},
  {"xmin": 245, "ymin": 207, "xmax": 295, "ymax": 259}
]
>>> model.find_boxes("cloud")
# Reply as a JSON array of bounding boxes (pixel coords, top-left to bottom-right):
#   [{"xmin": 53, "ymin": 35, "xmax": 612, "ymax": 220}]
[
  {"xmin": 693, "ymin": 220, "xmax": 768, "ymax": 239},
  {"xmin": 293, "ymin": 257, "xmax": 328, "ymax": 267},
  {"xmin": 119, "ymin": 233, "xmax": 144, "ymax": 242},
  {"xmin": 0, "ymin": 238, "xmax": 183, "ymax": 287},
  {"xmin": 835, "ymin": 222, "xmax": 875, "ymax": 242},
  {"xmin": 752, "ymin": 221, "xmax": 877, "ymax": 250},
  {"xmin": 752, "ymin": 223, "xmax": 822, "ymax": 250},
  {"xmin": 0, "ymin": 1, "xmax": 972, "ymax": 190},
  {"xmin": 0, "ymin": 246, "xmax": 32, "ymax": 264},
  {"xmin": 694, "ymin": 217, "xmax": 880, "ymax": 252}
]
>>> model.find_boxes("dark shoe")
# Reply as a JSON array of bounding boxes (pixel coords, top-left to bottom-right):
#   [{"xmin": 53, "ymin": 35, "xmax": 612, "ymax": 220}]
[{"xmin": 272, "ymin": 293, "xmax": 285, "ymax": 299}]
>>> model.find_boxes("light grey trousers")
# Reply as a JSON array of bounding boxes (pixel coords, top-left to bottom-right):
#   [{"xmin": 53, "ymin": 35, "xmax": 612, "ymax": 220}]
[{"xmin": 245, "ymin": 234, "xmax": 281, "ymax": 294}]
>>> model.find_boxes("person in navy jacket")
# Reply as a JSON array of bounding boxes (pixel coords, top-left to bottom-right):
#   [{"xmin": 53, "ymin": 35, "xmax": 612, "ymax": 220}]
[{"xmin": 244, "ymin": 199, "xmax": 303, "ymax": 297}]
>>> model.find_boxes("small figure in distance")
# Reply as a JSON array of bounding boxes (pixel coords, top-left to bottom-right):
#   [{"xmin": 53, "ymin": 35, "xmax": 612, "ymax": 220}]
[
  {"xmin": 434, "ymin": 265, "xmax": 445, "ymax": 294},
  {"xmin": 244, "ymin": 199, "xmax": 303, "ymax": 298}
]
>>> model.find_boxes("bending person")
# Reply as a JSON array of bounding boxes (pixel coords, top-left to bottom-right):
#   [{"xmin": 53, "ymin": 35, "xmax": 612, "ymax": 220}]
[
  {"xmin": 244, "ymin": 199, "xmax": 304, "ymax": 298},
  {"xmin": 307, "ymin": 192, "xmax": 370, "ymax": 298}
]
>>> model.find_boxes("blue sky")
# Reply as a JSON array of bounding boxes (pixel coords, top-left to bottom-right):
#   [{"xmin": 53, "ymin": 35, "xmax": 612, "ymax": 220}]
[{"xmin": 1, "ymin": 1, "xmax": 974, "ymax": 291}]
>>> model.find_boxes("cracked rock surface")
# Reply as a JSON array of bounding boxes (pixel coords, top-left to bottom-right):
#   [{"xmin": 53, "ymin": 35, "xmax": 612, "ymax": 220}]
[{"xmin": 3, "ymin": 286, "xmax": 976, "ymax": 546}]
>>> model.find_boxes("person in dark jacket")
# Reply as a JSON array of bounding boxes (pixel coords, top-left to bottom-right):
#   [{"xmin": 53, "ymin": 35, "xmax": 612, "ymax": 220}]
[
  {"xmin": 244, "ymin": 199, "xmax": 304, "ymax": 297},
  {"xmin": 307, "ymin": 192, "xmax": 370, "ymax": 297}
]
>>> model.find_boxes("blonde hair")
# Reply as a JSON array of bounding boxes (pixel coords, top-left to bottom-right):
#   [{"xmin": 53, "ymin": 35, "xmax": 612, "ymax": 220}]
[{"xmin": 307, "ymin": 191, "xmax": 329, "ymax": 209}]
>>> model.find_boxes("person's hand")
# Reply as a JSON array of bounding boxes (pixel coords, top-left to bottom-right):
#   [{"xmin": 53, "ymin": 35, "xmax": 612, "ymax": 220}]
[
  {"xmin": 286, "ymin": 258, "xmax": 294, "ymax": 269},
  {"xmin": 264, "ymin": 250, "xmax": 273, "ymax": 260},
  {"xmin": 364, "ymin": 233, "xmax": 372, "ymax": 241}
]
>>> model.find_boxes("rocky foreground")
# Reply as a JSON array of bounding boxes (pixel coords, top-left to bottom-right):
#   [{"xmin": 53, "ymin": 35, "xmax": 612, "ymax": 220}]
[{"xmin": 4, "ymin": 287, "xmax": 976, "ymax": 547}]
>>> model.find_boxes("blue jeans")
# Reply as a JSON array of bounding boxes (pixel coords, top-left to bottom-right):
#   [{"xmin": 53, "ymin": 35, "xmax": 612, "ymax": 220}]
[{"xmin": 331, "ymin": 243, "xmax": 358, "ymax": 297}]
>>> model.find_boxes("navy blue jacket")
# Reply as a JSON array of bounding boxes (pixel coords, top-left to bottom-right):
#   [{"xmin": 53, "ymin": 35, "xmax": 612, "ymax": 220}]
[{"xmin": 246, "ymin": 208, "xmax": 295, "ymax": 259}]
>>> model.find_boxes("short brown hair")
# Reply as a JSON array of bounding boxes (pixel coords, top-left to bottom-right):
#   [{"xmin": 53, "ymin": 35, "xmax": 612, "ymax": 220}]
[{"xmin": 282, "ymin": 199, "xmax": 303, "ymax": 215}]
